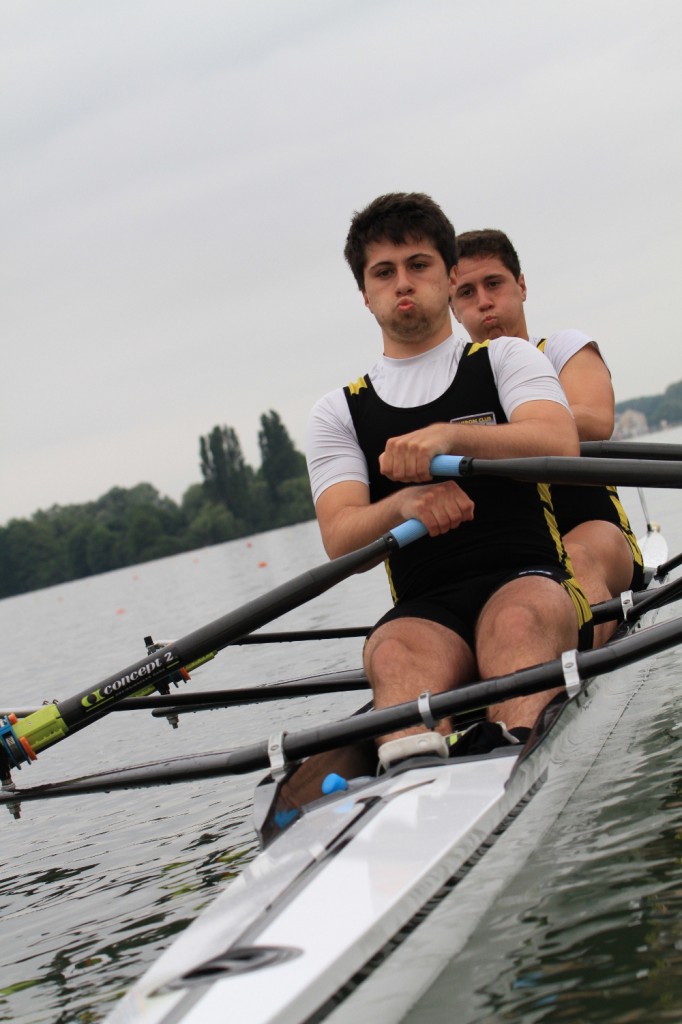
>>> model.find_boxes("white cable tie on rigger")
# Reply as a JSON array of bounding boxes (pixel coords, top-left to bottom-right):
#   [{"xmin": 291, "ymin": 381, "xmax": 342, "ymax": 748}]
[
  {"xmin": 561, "ymin": 650, "xmax": 581, "ymax": 697},
  {"xmin": 620, "ymin": 589, "xmax": 635, "ymax": 621},
  {"xmin": 267, "ymin": 731, "xmax": 288, "ymax": 776},
  {"xmin": 417, "ymin": 690, "xmax": 438, "ymax": 730}
]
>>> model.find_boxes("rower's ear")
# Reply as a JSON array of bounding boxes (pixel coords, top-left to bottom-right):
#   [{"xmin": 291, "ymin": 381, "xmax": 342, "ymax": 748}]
[{"xmin": 449, "ymin": 268, "xmax": 461, "ymax": 322}]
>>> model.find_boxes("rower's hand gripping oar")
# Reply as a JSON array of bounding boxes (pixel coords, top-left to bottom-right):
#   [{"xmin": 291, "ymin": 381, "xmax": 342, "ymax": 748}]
[{"xmin": 0, "ymin": 519, "xmax": 427, "ymax": 783}]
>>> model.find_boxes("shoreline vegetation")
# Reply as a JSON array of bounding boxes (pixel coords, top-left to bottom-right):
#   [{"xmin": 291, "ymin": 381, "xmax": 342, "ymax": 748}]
[
  {"xmin": 0, "ymin": 411, "xmax": 315, "ymax": 600},
  {"xmin": 613, "ymin": 380, "xmax": 682, "ymax": 438},
  {"xmin": 3, "ymin": 380, "xmax": 681, "ymax": 601}
]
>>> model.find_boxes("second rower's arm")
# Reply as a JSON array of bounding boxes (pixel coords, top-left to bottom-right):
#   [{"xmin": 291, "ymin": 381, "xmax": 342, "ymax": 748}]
[
  {"xmin": 316, "ymin": 399, "xmax": 578, "ymax": 559},
  {"xmin": 557, "ymin": 345, "xmax": 614, "ymax": 441}
]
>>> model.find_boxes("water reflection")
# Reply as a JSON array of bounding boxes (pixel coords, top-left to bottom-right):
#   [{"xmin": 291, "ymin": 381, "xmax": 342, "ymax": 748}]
[{"xmin": 408, "ymin": 660, "xmax": 682, "ymax": 1023}]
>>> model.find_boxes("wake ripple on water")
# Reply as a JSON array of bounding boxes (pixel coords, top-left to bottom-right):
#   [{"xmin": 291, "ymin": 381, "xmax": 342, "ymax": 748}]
[{"xmin": 406, "ymin": 642, "xmax": 682, "ymax": 1023}]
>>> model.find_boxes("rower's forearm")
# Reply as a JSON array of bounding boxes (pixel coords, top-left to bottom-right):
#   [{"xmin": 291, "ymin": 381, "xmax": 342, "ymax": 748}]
[
  {"xmin": 319, "ymin": 498, "xmax": 401, "ymax": 560},
  {"xmin": 442, "ymin": 420, "xmax": 580, "ymax": 458},
  {"xmin": 570, "ymin": 405, "xmax": 615, "ymax": 442}
]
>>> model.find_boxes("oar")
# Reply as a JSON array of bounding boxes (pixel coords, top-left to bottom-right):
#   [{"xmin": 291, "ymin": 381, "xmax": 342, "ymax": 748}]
[
  {"xmin": 232, "ymin": 627, "xmax": 369, "ymax": 644},
  {"xmin": 10, "ymin": 573, "xmax": 677, "ymax": 728},
  {"xmin": 590, "ymin": 575, "xmax": 682, "ymax": 625},
  {"xmin": 657, "ymin": 551, "xmax": 682, "ymax": 577},
  {"xmin": 437, "ymin": 448, "xmax": 673, "ymax": 567},
  {"xmin": 430, "ymin": 454, "xmax": 682, "ymax": 488},
  {"xmin": 635, "ymin": 487, "xmax": 669, "ymax": 568},
  {"xmin": 0, "ymin": 519, "xmax": 426, "ymax": 776},
  {"xmin": 0, "ymin": 670, "xmax": 371, "ymax": 720},
  {"xmin": 581, "ymin": 441, "xmax": 682, "ymax": 461},
  {"xmin": 638, "ymin": 487, "xmax": 656, "ymax": 531},
  {"xmin": 4, "ymin": 612, "xmax": 682, "ymax": 802},
  {"xmin": 9, "ymin": 568, "xmax": 674, "ymax": 723},
  {"xmin": 2, "ymin": 452, "xmax": 678, "ymax": 778}
]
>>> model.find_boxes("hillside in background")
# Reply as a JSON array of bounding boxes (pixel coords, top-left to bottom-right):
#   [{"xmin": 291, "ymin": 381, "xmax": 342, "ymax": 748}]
[{"xmin": 614, "ymin": 379, "xmax": 682, "ymax": 437}]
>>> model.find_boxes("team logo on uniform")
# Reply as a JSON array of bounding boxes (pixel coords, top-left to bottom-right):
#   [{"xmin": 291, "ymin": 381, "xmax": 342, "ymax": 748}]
[{"xmin": 449, "ymin": 411, "xmax": 497, "ymax": 425}]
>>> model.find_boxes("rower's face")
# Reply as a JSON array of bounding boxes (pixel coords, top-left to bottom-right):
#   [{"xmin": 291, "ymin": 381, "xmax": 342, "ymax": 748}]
[
  {"xmin": 451, "ymin": 255, "xmax": 527, "ymax": 343},
  {"xmin": 361, "ymin": 238, "xmax": 454, "ymax": 349}
]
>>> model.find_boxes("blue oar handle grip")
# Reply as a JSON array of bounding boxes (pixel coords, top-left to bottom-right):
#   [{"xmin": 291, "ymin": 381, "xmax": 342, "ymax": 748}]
[
  {"xmin": 430, "ymin": 455, "xmax": 468, "ymax": 477},
  {"xmin": 389, "ymin": 519, "xmax": 428, "ymax": 547}
]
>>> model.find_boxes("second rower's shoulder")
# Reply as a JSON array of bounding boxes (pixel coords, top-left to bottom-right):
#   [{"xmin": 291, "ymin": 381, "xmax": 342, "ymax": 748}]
[
  {"xmin": 487, "ymin": 335, "xmax": 559, "ymax": 376},
  {"xmin": 531, "ymin": 329, "xmax": 598, "ymax": 356},
  {"xmin": 531, "ymin": 330, "xmax": 608, "ymax": 375}
]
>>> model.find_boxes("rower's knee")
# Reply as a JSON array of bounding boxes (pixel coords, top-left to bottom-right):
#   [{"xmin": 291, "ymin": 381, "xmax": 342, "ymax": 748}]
[
  {"xmin": 564, "ymin": 524, "xmax": 634, "ymax": 598},
  {"xmin": 364, "ymin": 633, "xmax": 408, "ymax": 681},
  {"xmin": 481, "ymin": 600, "xmax": 544, "ymax": 644},
  {"xmin": 476, "ymin": 578, "xmax": 577, "ymax": 671}
]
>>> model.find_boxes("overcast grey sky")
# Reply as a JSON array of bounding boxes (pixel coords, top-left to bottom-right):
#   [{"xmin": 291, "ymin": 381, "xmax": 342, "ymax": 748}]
[{"xmin": 3, "ymin": 0, "xmax": 681, "ymax": 525}]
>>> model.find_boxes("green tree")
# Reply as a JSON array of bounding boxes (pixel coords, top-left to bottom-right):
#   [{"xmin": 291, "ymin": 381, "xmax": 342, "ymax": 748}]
[
  {"xmin": 654, "ymin": 381, "xmax": 682, "ymax": 426},
  {"xmin": 199, "ymin": 425, "xmax": 252, "ymax": 522},
  {"xmin": 185, "ymin": 501, "xmax": 239, "ymax": 547},
  {"xmin": 181, "ymin": 482, "xmax": 209, "ymax": 521},
  {"xmin": 0, "ymin": 408, "xmax": 317, "ymax": 598},
  {"xmin": 86, "ymin": 523, "xmax": 116, "ymax": 575},
  {"xmin": 66, "ymin": 521, "xmax": 94, "ymax": 579},
  {"xmin": 0, "ymin": 520, "xmax": 37, "ymax": 596},
  {"xmin": 274, "ymin": 476, "xmax": 315, "ymax": 526},
  {"xmin": 258, "ymin": 410, "xmax": 307, "ymax": 501}
]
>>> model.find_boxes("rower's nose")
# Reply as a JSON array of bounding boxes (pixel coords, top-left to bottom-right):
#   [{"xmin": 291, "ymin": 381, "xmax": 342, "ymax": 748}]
[{"xmin": 395, "ymin": 266, "xmax": 413, "ymax": 295}]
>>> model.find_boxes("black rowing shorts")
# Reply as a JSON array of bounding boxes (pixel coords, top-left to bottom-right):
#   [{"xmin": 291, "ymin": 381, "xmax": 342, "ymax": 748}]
[{"xmin": 370, "ymin": 566, "xmax": 594, "ymax": 652}]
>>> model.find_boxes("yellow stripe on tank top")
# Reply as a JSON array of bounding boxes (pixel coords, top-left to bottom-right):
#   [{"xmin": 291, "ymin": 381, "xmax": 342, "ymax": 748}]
[
  {"xmin": 384, "ymin": 557, "xmax": 398, "ymax": 605},
  {"xmin": 539, "ymin": 481, "xmax": 592, "ymax": 629},
  {"xmin": 538, "ymin": 482, "xmax": 572, "ymax": 573},
  {"xmin": 607, "ymin": 485, "xmax": 644, "ymax": 570},
  {"xmin": 347, "ymin": 376, "xmax": 368, "ymax": 396}
]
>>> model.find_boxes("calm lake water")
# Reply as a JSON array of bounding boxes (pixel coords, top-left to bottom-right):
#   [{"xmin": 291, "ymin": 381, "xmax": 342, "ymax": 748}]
[{"xmin": 2, "ymin": 426, "xmax": 682, "ymax": 1024}]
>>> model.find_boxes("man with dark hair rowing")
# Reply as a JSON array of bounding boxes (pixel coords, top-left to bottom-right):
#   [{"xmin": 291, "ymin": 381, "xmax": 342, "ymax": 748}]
[
  {"xmin": 451, "ymin": 228, "xmax": 643, "ymax": 649},
  {"xmin": 306, "ymin": 194, "xmax": 592, "ymax": 762}
]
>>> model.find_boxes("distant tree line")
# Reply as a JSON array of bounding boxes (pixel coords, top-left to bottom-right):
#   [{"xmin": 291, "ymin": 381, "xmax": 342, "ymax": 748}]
[
  {"xmin": 0, "ymin": 410, "xmax": 315, "ymax": 599},
  {"xmin": 615, "ymin": 379, "xmax": 682, "ymax": 429}
]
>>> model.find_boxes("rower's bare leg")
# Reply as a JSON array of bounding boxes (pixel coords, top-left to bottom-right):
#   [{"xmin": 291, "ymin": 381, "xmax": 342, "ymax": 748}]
[
  {"xmin": 363, "ymin": 617, "xmax": 475, "ymax": 742},
  {"xmin": 563, "ymin": 520, "xmax": 635, "ymax": 647},
  {"xmin": 475, "ymin": 576, "xmax": 578, "ymax": 731}
]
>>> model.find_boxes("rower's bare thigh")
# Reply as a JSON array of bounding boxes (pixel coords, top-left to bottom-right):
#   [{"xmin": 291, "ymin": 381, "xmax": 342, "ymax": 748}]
[
  {"xmin": 475, "ymin": 575, "xmax": 578, "ymax": 676},
  {"xmin": 364, "ymin": 616, "xmax": 475, "ymax": 693}
]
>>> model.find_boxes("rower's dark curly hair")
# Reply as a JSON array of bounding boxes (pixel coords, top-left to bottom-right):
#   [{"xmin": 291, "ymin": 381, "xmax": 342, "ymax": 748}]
[
  {"xmin": 456, "ymin": 229, "xmax": 522, "ymax": 280},
  {"xmin": 344, "ymin": 192, "xmax": 457, "ymax": 290}
]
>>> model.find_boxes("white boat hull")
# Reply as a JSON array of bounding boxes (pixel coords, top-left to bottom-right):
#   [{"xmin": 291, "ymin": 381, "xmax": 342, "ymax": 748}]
[{"xmin": 106, "ymin": 594, "xmax": 669, "ymax": 1024}]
